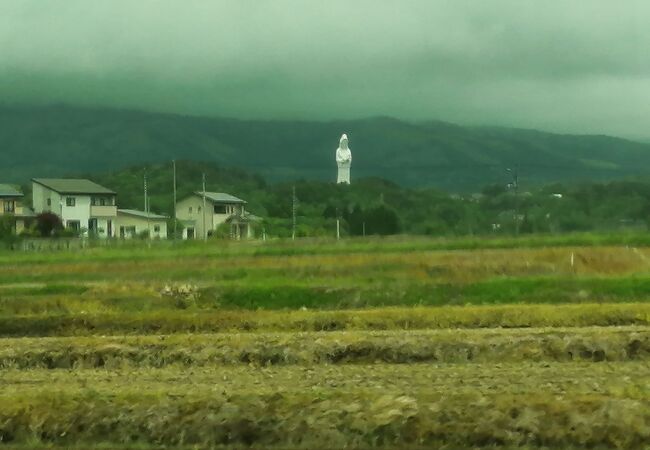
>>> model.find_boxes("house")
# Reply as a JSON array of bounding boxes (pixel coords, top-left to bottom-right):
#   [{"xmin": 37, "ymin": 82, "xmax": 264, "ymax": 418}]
[
  {"xmin": 0, "ymin": 184, "xmax": 34, "ymax": 234},
  {"xmin": 176, "ymin": 192, "xmax": 259, "ymax": 239},
  {"xmin": 116, "ymin": 209, "xmax": 168, "ymax": 239},
  {"xmin": 32, "ymin": 178, "xmax": 117, "ymax": 237}
]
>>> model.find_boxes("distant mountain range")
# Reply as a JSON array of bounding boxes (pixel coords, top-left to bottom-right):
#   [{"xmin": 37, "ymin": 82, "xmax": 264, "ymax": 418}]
[{"xmin": 2, "ymin": 104, "xmax": 650, "ymax": 191}]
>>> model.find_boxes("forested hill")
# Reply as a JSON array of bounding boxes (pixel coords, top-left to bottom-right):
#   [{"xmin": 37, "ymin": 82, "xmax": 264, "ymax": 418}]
[{"xmin": 3, "ymin": 104, "xmax": 650, "ymax": 190}]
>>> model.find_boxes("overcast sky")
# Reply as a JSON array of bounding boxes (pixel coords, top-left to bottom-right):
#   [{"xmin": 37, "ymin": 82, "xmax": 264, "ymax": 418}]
[{"xmin": 1, "ymin": 1, "xmax": 649, "ymax": 138}]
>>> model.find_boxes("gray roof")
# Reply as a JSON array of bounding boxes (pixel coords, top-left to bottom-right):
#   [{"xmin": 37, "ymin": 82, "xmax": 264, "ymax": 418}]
[
  {"xmin": 243, "ymin": 212, "xmax": 263, "ymax": 222},
  {"xmin": 16, "ymin": 206, "xmax": 36, "ymax": 218},
  {"xmin": 0, "ymin": 184, "xmax": 23, "ymax": 197},
  {"xmin": 227, "ymin": 212, "xmax": 263, "ymax": 223},
  {"xmin": 32, "ymin": 178, "xmax": 115, "ymax": 195},
  {"xmin": 118, "ymin": 209, "xmax": 168, "ymax": 220},
  {"xmin": 194, "ymin": 192, "xmax": 247, "ymax": 204}
]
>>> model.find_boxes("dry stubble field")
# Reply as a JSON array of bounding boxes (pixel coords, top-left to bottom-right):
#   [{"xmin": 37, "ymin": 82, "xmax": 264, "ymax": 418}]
[{"xmin": 0, "ymin": 236, "xmax": 649, "ymax": 449}]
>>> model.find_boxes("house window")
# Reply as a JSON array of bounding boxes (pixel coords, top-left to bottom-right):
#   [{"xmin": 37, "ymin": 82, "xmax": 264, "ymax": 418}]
[
  {"xmin": 214, "ymin": 204, "xmax": 227, "ymax": 214},
  {"xmin": 67, "ymin": 220, "xmax": 80, "ymax": 231},
  {"xmin": 154, "ymin": 225, "xmax": 161, "ymax": 233},
  {"xmin": 66, "ymin": 197, "xmax": 76, "ymax": 207},
  {"xmin": 46, "ymin": 198, "xmax": 51, "ymax": 207},
  {"xmin": 120, "ymin": 226, "xmax": 136, "ymax": 237},
  {"xmin": 189, "ymin": 207, "xmax": 193, "ymax": 214},
  {"xmin": 3, "ymin": 201, "xmax": 15, "ymax": 213},
  {"xmin": 92, "ymin": 197, "xmax": 112, "ymax": 206}
]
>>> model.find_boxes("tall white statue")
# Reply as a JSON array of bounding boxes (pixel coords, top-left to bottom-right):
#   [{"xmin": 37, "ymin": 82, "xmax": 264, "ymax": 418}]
[{"xmin": 336, "ymin": 133, "xmax": 352, "ymax": 184}]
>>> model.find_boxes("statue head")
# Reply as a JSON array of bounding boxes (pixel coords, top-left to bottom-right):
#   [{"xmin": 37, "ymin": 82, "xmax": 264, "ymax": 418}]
[{"xmin": 339, "ymin": 134, "xmax": 349, "ymax": 150}]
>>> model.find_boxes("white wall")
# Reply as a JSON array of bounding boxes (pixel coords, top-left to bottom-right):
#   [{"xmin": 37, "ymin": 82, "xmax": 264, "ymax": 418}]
[
  {"xmin": 32, "ymin": 183, "xmax": 61, "ymax": 215},
  {"xmin": 116, "ymin": 214, "xmax": 167, "ymax": 239},
  {"xmin": 60, "ymin": 195, "xmax": 91, "ymax": 230},
  {"xmin": 176, "ymin": 196, "xmax": 213, "ymax": 239},
  {"xmin": 95, "ymin": 218, "xmax": 115, "ymax": 238}
]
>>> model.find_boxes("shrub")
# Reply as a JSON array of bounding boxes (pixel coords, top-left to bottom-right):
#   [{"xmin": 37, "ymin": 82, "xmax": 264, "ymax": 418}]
[{"xmin": 34, "ymin": 212, "xmax": 63, "ymax": 237}]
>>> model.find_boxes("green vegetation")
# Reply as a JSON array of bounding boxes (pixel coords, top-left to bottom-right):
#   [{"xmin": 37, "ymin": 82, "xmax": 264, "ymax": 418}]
[
  {"xmin": 1, "ymin": 303, "xmax": 648, "ymax": 337},
  {"xmin": 3, "ymin": 159, "xmax": 635, "ymax": 240},
  {"xmin": 8, "ymin": 140, "xmax": 650, "ymax": 239},
  {"xmin": 81, "ymin": 162, "xmax": 650, "ymax": 238},
  {"xmin": 1, "ymin": 236, "xmax": 650, "ymax": 448},
  {"xmin": 4, "ymin": 104, "xmax": 650, "ymax": 191}
]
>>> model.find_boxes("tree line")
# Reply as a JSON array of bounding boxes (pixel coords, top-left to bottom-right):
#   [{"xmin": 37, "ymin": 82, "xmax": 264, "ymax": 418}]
[{"xmin": 5, "ymin": 160, "xmax": 650, "ymax": 241}]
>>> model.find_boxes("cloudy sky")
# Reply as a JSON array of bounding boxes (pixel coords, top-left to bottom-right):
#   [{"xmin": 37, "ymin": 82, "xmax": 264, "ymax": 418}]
[{"xmin": 1, "ymin": 1, "xmax": 649, "ymax": 138}]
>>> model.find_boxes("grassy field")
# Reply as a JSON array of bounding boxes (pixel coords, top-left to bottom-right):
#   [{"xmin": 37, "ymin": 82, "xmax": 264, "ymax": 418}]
[{"xmin": 1, "ymin": 235, "xmax": 650, "ymax": 448}]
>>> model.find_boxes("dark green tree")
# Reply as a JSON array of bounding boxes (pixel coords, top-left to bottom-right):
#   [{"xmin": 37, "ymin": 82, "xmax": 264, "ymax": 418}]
[
  {"xmin": 34, "ymin": 213, "xmax": 64, "ymax": 237},
  {"xmin": 364, "ymin": 204, "xmax": 400, "ymax": 235}
]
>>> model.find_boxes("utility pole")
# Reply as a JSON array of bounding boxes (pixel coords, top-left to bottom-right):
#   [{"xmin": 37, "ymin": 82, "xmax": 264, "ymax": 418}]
[
  {"xmin": 335, "ymin": 207, "xmax": 340, "ymax": 240},
  {"xmin": 362, "ymin": 221, "xmax": 366, "ymax": 237},
  {"xmin": 144, "ymin": 169, "xmax": 147, "ymax": 212},
  {"xmin": 292, "ymin": 185, "xmax": 297, "ymax": 241},
  {"xmin": 202, "ymin": 173, "xmax": 207, "ymax": 242},
  {"xmin": 144, "ymin": 169, "xmax": 150, "ymax": 239},
  {"xmin": 506, "ymin": 166, "xmax": 520, "ymax": 236},
  {"xmin": 172, "ymin": 160, "xmax": 177, "ymax": 241}
]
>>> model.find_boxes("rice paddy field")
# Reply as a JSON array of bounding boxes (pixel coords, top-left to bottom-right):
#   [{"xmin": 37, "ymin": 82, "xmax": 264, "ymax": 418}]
[{"xmin": 1, "ymin": 234, "xmax": 650, "ymax": 449}]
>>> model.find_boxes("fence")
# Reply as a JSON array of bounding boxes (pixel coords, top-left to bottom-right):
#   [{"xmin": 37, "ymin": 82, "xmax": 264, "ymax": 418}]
[{"xmin": 14, "ymin": 238, "xmax": 85, "ymax": 252}]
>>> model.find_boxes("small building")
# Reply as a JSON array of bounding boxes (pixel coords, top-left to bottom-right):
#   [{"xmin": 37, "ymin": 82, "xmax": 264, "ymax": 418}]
[
  {"xmin": 32, "ymin": 178, "xmax": 117, "ymax": 237},
  {"xmin": 176, "ymin": 191, "xmax": 258, "ymax": 239},
  {"xmin": 116, "ymin": 209, "xmax": 168, "ymax": 239},
  {"xmin": 0, "ymin": 184, "xmax": 34, "ymax": 234}
]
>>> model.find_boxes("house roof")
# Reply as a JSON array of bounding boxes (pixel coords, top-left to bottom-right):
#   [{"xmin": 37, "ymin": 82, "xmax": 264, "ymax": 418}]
[
  {"xmin": 194, "ymin": 192, "xmax": 247, "ymax": 204},
  {"xmin": 0, "ymin": 184, "xmax": 23, "ymax": 197},
  {"xmin": 15, "ymin": 207, "xmax": 36, "ymax": 218},
  {"xmin": 226, "ymin": 212, "xmax": 263, "ymax": 224},
  {"xmin": 32, "ymin": 178, "xmax": 115, "ymax": 195},
  {"xmin": 118, "ymin": 209, "xmax": 168, "ymax": 220}
]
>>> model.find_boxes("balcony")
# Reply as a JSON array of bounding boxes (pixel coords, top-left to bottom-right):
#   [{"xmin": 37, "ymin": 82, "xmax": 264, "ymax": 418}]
[{"xmin": 90, "ymin": 205, "xmax": 117, "ymax": 217}]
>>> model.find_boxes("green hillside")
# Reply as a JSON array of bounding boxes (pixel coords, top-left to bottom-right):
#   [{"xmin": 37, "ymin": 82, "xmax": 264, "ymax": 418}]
[{"xmin": 2, "ymin": 104, "xmax": 650, "ymax": 190}]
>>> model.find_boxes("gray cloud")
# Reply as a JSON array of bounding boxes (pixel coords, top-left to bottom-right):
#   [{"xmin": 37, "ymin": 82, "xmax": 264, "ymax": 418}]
[{"xmin": 0, "ymin": 0, "xmax": 649, "ymax": 137}]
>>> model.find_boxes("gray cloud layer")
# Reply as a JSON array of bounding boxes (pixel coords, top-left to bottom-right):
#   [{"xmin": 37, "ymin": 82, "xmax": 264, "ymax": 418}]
[{"xmin": 1, "ymin": 0, "xmax": 649, "ymax": 137}]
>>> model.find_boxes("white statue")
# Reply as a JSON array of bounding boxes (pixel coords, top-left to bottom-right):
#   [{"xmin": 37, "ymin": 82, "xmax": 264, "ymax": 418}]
[{"xmin": 336, "ymin": 133, "xmax": 352, "ymax": 184}]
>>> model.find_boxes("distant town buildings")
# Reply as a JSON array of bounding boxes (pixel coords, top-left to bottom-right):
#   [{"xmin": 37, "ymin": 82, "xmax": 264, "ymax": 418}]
[{"xmin": 0, "ymin": 177, "xmax": 258, "ymax": 241}]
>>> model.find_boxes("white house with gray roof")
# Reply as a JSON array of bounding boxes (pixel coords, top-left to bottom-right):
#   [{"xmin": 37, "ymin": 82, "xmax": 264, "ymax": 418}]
[
  {"xmin": 116, "ymin": 209, "xmax": 168, "ymax": 239},
  {"xmin": 176, "ymin": 192, "xmax": 258, "ymax": 239},
  {"xmin": 32, "ymin": 178, "xmax": 117, "ymax": 237}
]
